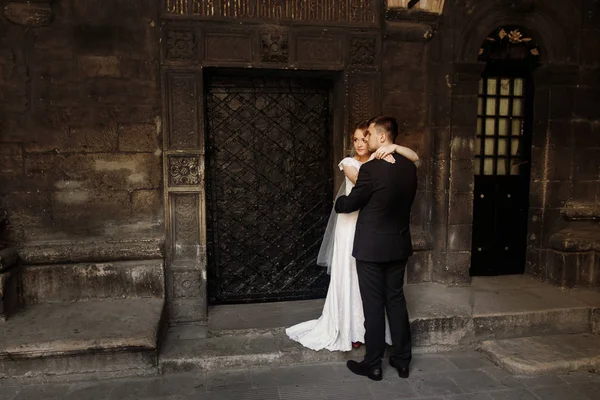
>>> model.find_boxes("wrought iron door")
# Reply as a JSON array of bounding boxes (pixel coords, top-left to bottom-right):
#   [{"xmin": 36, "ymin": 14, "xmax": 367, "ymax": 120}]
[
  {"xmin": 205, "ymin": 73, "xmax": 333, "ymax": 304},
  {"xmin": 471, "ymin": 74, "xmax": 533, "ymax": 276}
]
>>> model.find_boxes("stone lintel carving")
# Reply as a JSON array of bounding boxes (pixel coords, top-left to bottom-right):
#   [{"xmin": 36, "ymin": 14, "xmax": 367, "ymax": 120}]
[
  {"xmin": 350, "ymin": 37, "xmax": 376, "ymax": 65},
  {"xmin": 4, "ymin": 1, "xmax": 54, "ymax": 27},
  {"xmin": 261, "ymin": 31, "xmax": 289, "ymax": 63},
  {"xmin": 166, "ymin": 30, "xmax": 197, "ymax": 60}
]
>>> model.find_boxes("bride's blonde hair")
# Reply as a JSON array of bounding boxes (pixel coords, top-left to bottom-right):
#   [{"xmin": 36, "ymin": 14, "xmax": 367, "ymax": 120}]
[{"xmin": 348, "ymin": 120, "xmax": 370, "ymax": 156}]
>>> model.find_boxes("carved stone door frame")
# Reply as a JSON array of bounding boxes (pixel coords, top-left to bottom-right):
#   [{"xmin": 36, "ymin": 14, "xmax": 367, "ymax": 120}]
[{"xmin": 160, "ymin": 9, "xmax": 383, "ymax": 326}]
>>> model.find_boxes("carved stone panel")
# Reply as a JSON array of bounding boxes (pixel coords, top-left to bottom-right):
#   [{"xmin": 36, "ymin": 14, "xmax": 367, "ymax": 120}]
[
  {"xmin": 168, "ymin": 75, "xmax": 199, "ymax": 149},
  {"xmin": 169, "ymin": 156, "xmax": 201, "ymax": 186},
  {"xmin": 172, "ymin": 193, "xmax": 201, "ymax": 260},
  {"xmin": 166, "ymin": 30, "xmax": 197, "ymax": 61},
  {"xmin": 4, "ymin": 1, "xmax": 53, "ymax": 27},
  {"xmin": 172, "ymin": 270, "xmax": 202, "ymax": 298},
  {"xmin": 348, "ymin": 74, "xmax": 378, "ymax": 127},
  {"xmin": 350, "ymin": 37, "xmax": 376, "ymax": 65},
  {"xmin": 296, "ymin": 36, "xmax": 343, "ymax": 66},
  {"xmin": 260, "ymin": 32, "xmax": 289, "ymax": 63},
  {"xmin": 205, "ymin": 33, "xmax": 252, "ymax": 62}
]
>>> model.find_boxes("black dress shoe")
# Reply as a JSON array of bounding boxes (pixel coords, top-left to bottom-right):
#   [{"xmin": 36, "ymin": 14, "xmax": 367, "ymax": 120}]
[
  {"xmin": 346, "ymin": 360, "xmax": 383, "ymax": 381},
  {"xmin": 389, "ymin": 359, "xmax": 410, "ymax": 378}
]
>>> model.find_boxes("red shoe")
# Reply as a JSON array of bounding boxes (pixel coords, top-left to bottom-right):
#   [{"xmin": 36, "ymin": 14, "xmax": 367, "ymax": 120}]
[{"xmin": 352, "ymin": 341, "xmax": 363, "ymax": 349}]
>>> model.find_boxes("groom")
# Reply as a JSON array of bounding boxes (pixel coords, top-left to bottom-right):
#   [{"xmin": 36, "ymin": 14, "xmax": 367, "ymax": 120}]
[{"xmin": 335, "ymin": 115, "xmax": 417, "ymax": 381}]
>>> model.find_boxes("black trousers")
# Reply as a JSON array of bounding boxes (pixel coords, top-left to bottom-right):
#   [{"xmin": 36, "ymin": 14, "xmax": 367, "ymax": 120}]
[{"xmin": 356, "ymin": 259, "xmax": 412, "ymax": 368}]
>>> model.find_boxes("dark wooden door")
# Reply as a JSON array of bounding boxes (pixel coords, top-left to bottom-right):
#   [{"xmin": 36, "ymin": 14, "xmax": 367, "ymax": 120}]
[
  {"xmin": 471, "ymin": 74, "xmax": 533, "ymax": 276},
  {"xmin": 205, "ymin": 73, "xmax": 333, "ymax": 304}
]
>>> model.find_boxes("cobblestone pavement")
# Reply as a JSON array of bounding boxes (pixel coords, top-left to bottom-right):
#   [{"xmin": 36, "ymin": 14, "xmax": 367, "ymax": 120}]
[{"xmin": 1, "ymin": 352, "xmax": 599, "ymax": 400}]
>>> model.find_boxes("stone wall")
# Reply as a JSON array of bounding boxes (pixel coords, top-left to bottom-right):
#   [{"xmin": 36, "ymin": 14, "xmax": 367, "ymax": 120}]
[{"xmin": 0, "ymin": 0, "xmax": 163, "ymax": 243}]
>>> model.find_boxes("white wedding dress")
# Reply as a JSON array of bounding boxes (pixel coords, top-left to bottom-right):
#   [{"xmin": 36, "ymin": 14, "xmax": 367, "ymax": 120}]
[{"xmin": 286, "ymin": 157, "xmax": 392, "ymax": 351}]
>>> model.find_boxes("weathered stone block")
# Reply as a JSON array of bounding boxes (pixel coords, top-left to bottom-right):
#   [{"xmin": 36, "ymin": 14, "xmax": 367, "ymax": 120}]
[
  {"xmin": 24, "ymin": 125, "xmax": 118, "ymax": 153},
  {"xmin": 449, "ymin": 159, "xmax": 474, "ymax": 193},
  {"xmin": 1, "ymin": 191, "xmax": 53, "ymax": 241},
  {"xmin": 51, "ymin": 189, "xmax": 132, "ymax": 227},
  {"xmin": 450, "ymin": 96, "xmax": 478, "ymax": 127},
  {"xmin": 448, "ymin": 224, "xmax": 472, "ymax": 252},
  {"xmin": 528, "ymin": 181, "xmax": 545, "ymax": 208},
  {"xmin": 431, "ymin": 127, "xmax": 451, "ymax": 160},
  {"xmin": 407, "ymin": 251, "xmax": 433, "ymax": 283},
  {"xmin": 85, "ymin": 79, "xmax": 158, "ymax": 105},
  {"xmin": 571, "ymin": 120, "xmax": 595, "ymax": 149},
  {"xmin": 526, "ymin": 208, "xmax": 544, "ymax": 249},
  {"xmin": 545, "ymin": 182, "xmax": 572, "ymax": 209},
  {"xmin": 430, "ymin": 190, "xmax": 448, "ymax": 227},
  {"xmin": 382, "ymin": 67, "xmax": 424, "ymax": 93},
  {"xmin": 545, "ymin": 250, "xmax": 594, "ymax": 288},
  {"xmin": 450, "ymin": 128, "xmax": 475, "ymax": 160},
  {"xmin": 525, "ymin": 246, "xmax": 543, "ymax": 279},
  {"xmin": 132, "ymin": 189, "xmax": 162, "ymax": 220},
  {"xmin": 448, "ymin": 192, "xmax": 473, "ymax": 225},
  {"xmin": 579, "ymin": 33, "xmax": 600, "ymax": 67},
  {"xmin": 78, "ymin": 55, "xmax": 122, "ymax": 78},
  {"xmin": 25, "ymin": 153, "xmax": 161, "ymax": 190},
  {"xmin": 18, "ymin": 237, "xmax": 164, "ymax": 265},
  {"xmin": 574, "ymin": 88, "xmax": 600, "ymax": 119},
  {"xmin": 21, "ymin": 260, "xmax": 164, "ymax": 304},
  {"xmin": 0, "ymin": 143, "xmax": 23, "ymax": 175},
  {"xmin": 432, "ymin": 252, "xmax": 470, "ymax": 285},
  {"xmin": 541, "ymin": 209, "xmax": 568, "ymax": 248},
  {"xmin": 118, "ymin": 123, "xmax": 160, "ymax": 152},
  {"xmin": 533, "ymin": 87, "xmax": 550, "ymax": 123},
  {"xmin": 573, "ymin": 148, "xmax": 600, "ymax": 182},
  {"xmin": 549, "ymin": 86, "xmax": 575, "ymax": 120},
  {"xmin": 384, "ymin": 41, "xmax": 424, "ymax": 69},
  {"xmin": 571, "ymin": 182, "xmax": 598, "ymax": 205}
]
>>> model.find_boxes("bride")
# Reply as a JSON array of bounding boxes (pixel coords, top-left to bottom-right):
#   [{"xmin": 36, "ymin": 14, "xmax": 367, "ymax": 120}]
[{"xmin": 286, "ymin": 120, "xmax": 419, "ymax": 351}]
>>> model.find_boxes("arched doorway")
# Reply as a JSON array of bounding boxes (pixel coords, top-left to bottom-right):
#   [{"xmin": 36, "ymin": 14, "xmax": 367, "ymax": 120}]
[{"xmin": 470, "ymin": 26, "xmax": 541, "ymax": 276}]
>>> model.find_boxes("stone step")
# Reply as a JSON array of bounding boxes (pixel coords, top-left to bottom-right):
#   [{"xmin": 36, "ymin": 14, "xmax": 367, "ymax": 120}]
[
  {"xmin": 0, "ymin": 298, "xmax": 164, "ymax": 381},
  {"xmin": 159, "ymin": 329, "xmax": 364, "ymax": 373},
  {"xmin": 480, "ymin": 333, "xmax": 600, "ymax": 376},
  {"xmin": 207, "ymin": 276, "xmax": 600, "ymax": 348},
  {"xmin": 20, "ymin": 260, "xmax": 164, "ymax": 305}
]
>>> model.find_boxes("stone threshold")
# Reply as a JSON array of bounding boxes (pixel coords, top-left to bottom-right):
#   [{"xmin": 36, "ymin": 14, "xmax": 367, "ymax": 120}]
[{"xmin": 160, "ymin": 276, "xmax": 600, "ymax": 373}]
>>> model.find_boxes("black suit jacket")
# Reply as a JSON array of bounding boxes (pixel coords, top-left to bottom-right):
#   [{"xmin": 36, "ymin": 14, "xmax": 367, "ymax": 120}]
[{"xmin": 335, "ymin": 153, "xmax": 417, "ymax": 262}]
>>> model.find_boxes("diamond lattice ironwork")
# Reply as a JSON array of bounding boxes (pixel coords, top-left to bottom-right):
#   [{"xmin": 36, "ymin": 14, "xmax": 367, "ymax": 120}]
[{"xmin": 205, "ymin": 75, "xmax": 333, "ymax": 304}]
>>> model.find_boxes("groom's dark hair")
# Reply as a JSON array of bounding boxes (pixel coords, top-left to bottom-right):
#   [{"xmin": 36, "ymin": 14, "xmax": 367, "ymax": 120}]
[{"xmin": 368, "ymin": 115, "xmax": 399, "ymax": 143}]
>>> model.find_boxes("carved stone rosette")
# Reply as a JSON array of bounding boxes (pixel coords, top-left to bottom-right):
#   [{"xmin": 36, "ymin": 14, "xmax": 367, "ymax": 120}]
[
  {"xmin": 3, "ymin": 0, "xmax": 54, "ymax": 27},
  {"xmin": 350, "ymin": 37, "xmax": 377, "ymax": 65},
  {"xmin": 169, "ymin": 156, "xmax": 201, "ymax": 186},
  {"xmin": 260, "ymin": 32, "xmax": 289, "ymax": 63},
  {"xmin": 166, "ymin": 30, "xmax": 197, "ymax": 61}
]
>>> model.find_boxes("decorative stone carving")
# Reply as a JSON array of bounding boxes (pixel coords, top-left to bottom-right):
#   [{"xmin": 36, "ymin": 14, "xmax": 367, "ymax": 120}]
[
  {"xmin": 169, "ymin": 156, "xmax": 201, "ymax": 186},
  {"xmin": 172, "ymin": 194, "xmax": 200, "ymax": 260},
  {"xmin": 350, "ymin": 37, "xmax": 376, "ymax": 65},
  {"xmin": 166, "ymin": 30, "xmax": 197, "ymax": 60},
  {"xmin": 479, "ymin": 26, "xmax": 540, "ymax": 64},
  {"xmin": 260, "ymin": 32, "xmax": 289, "ymax": 63},
  {"xmin": 168, "ymin": 76, "xmax": 199, "ymax": 149},
  {"xmin": 349, "ymin": 77, "xmax": 376, "ymax": 126},
  {"xmin": 4, "ymin": 1, "xmax": 53, "ymax": 27},
  {"xmin": 173, "ymin": 271, "xmax": 201, "ymax": 298}
]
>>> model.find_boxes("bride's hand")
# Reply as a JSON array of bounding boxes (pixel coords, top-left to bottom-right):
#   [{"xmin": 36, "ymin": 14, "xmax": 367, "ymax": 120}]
[
  {"xmin": 383, "ymin": 154, "xmax": 395, "ymax": 164},
  {"xmin": 374, "ymin": 144, "xmax": 398, "ymax": 160}
]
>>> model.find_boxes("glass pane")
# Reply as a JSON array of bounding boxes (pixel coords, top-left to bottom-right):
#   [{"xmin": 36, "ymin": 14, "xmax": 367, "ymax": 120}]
[
  {"xmin": 499, "ymin": 98, "xmax": 509, "ymax": 116},
  {"xmin": 513, "ymin": 98, "xmax": 523, "ymax": 116},
  {"xmin": 485, "ymin": 118, "xmax": 495, "ymax": 135},
  {"xmin": 477, "ymin": 118, "xmax": 483, "ymax": 134},
  {"xmin": 474, "ymin": 158, "xmax": 481, "ymax": 175},
  {"xmin": 511, "ymin": 138, "xmax": 520, "ymax": 156},
  {"xmin": 512, "ymin": 119, "xmax": 522, "ymax": 136},
  {"xmin": 498, "ymin": 118, "xmax": 508, "ymax": 135},
  {"xmin": 487, "ymin": 78, "xmax": 497, "ymax": 95},
  {"xmin": 485, "ymin": 138, "xmax": 495, "ymax": 155},
  {"xmin": 500, "ymin": 79, "xmax": 510, "ymax": 95},
  {"xmin": 486, "ymin": 98, "xmax": 497, "ymax": 115},
  {"xmin": 497, "ymin": 159, "xmax": 506, "ymax": 175},
  {"xmin": 484, "ymin": 159, "xmax": 494, "ymax": 175},
  {"xmin": 511, "ymin": 160, "xmax": 520, "ymax": 175},
  {"xmin": 513, "ymin": 78, "xmax": 524, "ymax": 96},
  {"xmin": 479, "ymin": 79, "xmax": 484, "ymax": 95},
  {"xmin": 478, "ymin": 98, "xmax": 483, "ymax": 115},
  {"xmin": 498, "ymin": 139, "xmax": 508, "ymax": 156}
]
